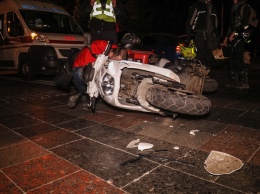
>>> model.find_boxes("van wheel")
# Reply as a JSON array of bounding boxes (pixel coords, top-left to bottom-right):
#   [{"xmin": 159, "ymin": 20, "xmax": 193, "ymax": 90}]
[{"xmin": 21, "ymin": 60, "xmax": 36, "ymax": 81}]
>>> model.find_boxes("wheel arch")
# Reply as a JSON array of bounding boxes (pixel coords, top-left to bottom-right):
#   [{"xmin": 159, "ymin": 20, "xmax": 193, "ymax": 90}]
[{"xmin": 18, "ymin": 52, "xmax": 29, "ymax": 75}]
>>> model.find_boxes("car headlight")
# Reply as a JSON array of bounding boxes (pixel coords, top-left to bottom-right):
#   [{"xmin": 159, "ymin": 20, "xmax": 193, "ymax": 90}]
[
  {"xmin": 101, "ymin": 73, "xmax": 114, "ymax": 95},
  {"xmin": 31, "ymin": 32, "xmax": 50, "ymax": 43}
]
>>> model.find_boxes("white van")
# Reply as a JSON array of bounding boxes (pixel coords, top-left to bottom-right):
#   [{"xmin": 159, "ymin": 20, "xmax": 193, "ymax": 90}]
[{"xmin": 0, "ymin": 0, "xmax": 86, "ymax": 80}]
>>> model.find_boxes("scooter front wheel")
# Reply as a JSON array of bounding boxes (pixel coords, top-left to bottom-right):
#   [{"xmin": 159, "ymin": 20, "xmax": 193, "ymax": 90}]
[{"xmin": 146, "ymin": 86, "xmax": 211, "ymax": 116}]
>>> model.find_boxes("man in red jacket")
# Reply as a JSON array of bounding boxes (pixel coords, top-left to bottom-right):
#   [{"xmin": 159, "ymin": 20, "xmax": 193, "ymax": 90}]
[{"xmin": 68, "ymin": 40, "xmax": 127, "ymax": 109}]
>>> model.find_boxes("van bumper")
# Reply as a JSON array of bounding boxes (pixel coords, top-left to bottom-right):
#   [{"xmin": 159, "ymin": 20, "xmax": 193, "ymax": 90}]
[{"xmin": 28, "ymin": 46, "xmax": 66, "ymax": 75}]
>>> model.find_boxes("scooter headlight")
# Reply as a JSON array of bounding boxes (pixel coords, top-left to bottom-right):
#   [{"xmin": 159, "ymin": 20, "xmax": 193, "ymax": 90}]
[{"xmin": 101, "ymin": 73, "xmax": 114, "ymax": 95}]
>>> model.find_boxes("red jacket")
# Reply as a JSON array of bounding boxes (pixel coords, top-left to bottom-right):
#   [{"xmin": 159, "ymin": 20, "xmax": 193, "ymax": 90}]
[{"xmin": 73, "ymin": 40, "xmax": 118, "ymax": 68}]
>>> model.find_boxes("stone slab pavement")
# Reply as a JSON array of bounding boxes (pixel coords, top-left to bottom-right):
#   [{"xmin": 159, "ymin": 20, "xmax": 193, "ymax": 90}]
[{"xmin": 0, "ymin": 62, "xmax": 259, "ymax": 193}]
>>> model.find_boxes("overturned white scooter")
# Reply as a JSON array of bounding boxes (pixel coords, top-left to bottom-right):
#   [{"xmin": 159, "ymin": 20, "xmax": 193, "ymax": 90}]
[{"xmin": 84, "ymin": 42, "xmax": 211, "ymax": 118}]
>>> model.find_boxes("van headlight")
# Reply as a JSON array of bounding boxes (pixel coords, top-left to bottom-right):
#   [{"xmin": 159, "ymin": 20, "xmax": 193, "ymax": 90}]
[
  {"xmin": 31, "ymin": 32, "xmax": 50, "ymax": 43},
  {"xmin": 101, "ymin": 73, "xmax": 114, "ymax": 95}
]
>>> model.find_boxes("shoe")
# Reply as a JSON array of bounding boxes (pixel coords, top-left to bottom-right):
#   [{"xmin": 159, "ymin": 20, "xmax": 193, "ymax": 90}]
[
  {"xmin": 225, "ymin": 71, "xmax": 239, "ymax": 88},
  {"xmin": 80, "ymin": 95, "xmax": 90, "ymax": 107},
  {"xmin": 225, "ymin": 82, "xmax": 239, "ymax": 88},
  {"xmin": 236, "ymin": 70, "xmax": 249, "ymax": 89},
  {"xmin": 236, "ymin": 84, "xmax": 249, "ymax": 89},
  {"xmin": 68, "ymin": 94, "xmax": 81, "ymax": 109}
]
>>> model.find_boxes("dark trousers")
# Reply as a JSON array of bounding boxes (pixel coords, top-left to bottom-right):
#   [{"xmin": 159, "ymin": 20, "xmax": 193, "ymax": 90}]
[
  {"xmin": 90, "ymin": 29, "xmax": 118, "ymax": 44},
  {"xmin": 194, "ymin": 33, "xmax": 214, "ymax": 68},
  {"xmin": 228, "ymin": 39, "xmax": 246, "ymax": 73},
  {"xmin": 89, "ymin": 18, "xmax": 118, "ymax": 44}
]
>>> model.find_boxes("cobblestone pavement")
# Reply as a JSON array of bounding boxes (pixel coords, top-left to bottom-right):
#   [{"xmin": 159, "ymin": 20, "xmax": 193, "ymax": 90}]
[{"xmin": 0, "ymin": 63, "xmax": 259, "ymax": 194}]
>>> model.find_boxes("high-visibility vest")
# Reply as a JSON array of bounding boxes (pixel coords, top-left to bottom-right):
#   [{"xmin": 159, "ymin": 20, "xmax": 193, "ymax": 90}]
[{"xmin": 90, "ymin": 0, "xmax": 116, "ymax": 23}]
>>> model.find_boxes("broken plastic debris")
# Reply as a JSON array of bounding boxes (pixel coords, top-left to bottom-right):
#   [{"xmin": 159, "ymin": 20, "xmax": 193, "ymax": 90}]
[
  {"xmin": 204, "ymin": 150, "xmax": 243, "ymax": 175},
  {"xmin": 107, "ymin": 179, "xmax": 113, "ymax": 184},
  {"xmin": 126, "ymin": 139, "xmax": 154, "ymax": 151},
  {"xmin": 126, "ymin": 139, "xmax": 140, "ymax": 148},
  {"xmin": 173, "ymin": 146, "xmax": 179, "ymax": 150},
  {"xmin": 190, "ymin": 130, "xmax": 199, "ymax": 136},
  {"xmin": 138, "ymin": 142, "xmax": 154, "ymax": 151}
]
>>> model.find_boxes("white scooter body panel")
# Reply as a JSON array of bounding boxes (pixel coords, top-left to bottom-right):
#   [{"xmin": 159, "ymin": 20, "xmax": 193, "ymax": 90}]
[{"xmin": 95, "ymin": 59, "xmax": 181, "ymax": 112}]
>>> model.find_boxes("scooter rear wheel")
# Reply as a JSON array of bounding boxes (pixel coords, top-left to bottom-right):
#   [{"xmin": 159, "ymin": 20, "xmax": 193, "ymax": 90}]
[{"xmin": 146, "ymin": 86, "xmax": 211, "ymax": 116}]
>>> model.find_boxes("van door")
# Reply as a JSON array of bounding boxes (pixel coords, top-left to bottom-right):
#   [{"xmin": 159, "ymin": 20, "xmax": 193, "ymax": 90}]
[{"xmin": 5, "ymin": 11, "xmax": 25, "ymax": 69}]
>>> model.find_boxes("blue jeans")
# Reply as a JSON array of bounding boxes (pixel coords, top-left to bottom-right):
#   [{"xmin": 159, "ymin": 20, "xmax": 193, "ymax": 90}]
[{"xmin": 72, "ymin": 67, "xmax": 86, "ymax": 94}]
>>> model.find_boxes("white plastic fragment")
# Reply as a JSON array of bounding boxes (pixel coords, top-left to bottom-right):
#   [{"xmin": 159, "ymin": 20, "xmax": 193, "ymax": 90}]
[
  {"xmin": 204, "ymin": 150, "xmax": 244, "ymax": 175},
  {"xmin": 190, "ymin": 130, "xmax": 199, "ymax": 136},
  {"xmin": 126, "ymin": 139, "xmax": 154, "ymax": 151},
  {"xmin": 107, "ymin": 179, "xmax": 113, "ymax": 184},
  {"xmin": 126, "ymin": 139, "xmax": 140, "ymax": 148},
  {"xmin": 173, "ymin": 146, "xmax": 179, "ymax": 150},
  {"xmin": 138, "ymin": 142, "xmax": 154, "ymax": 151}
]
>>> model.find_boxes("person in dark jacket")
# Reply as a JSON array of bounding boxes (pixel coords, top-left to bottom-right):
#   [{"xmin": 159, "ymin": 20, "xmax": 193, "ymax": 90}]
[
  {"xmin": 67, "ymin": 40, "xmax": 127, "ymax": 109},
  {"xmin": 222, "ymin": 0, "xmax": 251, "ymax": 89},
  {"xmin": 89, "ymin": 0, "xmax": 118, "ymax": 44},
  {"xmin": 185, "ymin": 0, "xmax": 219, "ymax": 68}
]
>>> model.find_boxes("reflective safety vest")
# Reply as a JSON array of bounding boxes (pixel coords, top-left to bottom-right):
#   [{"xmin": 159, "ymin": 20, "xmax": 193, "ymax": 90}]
[{"xmin": 90, "ymin": 0, "xmax": 116, "ymax": 23}]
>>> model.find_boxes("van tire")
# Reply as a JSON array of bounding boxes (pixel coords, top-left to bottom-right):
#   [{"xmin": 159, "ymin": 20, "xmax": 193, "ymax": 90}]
[{"xmin": 20, "ymin": 60, "xmax": 36, "ymax": 81}]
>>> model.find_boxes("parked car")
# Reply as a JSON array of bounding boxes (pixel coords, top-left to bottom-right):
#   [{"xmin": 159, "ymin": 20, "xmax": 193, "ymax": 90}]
[{"xmin": 138, "ymin": 33, "xmax": 184, "ymax": 61}]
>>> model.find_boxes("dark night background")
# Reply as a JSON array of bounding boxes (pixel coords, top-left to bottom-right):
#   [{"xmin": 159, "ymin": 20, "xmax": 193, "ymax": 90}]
[{"xmin": 51, "ymin": 0, "xmax": 259, "ymax": 40}]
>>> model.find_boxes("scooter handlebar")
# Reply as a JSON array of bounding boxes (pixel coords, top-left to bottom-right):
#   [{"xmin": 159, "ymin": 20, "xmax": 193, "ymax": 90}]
[{"xmin": 103, "ymin": 41, "xmax": 113, "ymax": 56}]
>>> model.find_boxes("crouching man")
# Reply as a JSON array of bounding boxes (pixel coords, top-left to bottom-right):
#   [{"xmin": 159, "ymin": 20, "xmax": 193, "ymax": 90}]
[{"xmin": 68, "ymin": 40, "xmax": 128, "ymax": 109}]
